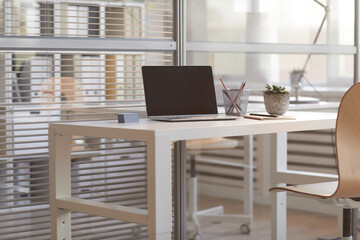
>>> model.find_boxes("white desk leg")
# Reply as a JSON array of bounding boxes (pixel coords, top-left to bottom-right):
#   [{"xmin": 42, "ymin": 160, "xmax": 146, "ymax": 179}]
[
  {"xmin": 270, "ymin": 133, "xmax": 287, "ymax": 240},
  {"xmin": 147, "ymin": 134, "xmax": 172, "ymax": 240},
  {"xmin": 49, "ymin": 127, "xmax": 72, "ymax": 240},
  {"xmin": 243, "ymin": 135, "xmax": 254, "ymax": 228}
]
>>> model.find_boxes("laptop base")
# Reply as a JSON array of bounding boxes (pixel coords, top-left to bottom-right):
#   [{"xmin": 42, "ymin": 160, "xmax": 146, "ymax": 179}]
[{"xmin": 149, "ymin": 114, "xmax": 240, "ymax": 122}]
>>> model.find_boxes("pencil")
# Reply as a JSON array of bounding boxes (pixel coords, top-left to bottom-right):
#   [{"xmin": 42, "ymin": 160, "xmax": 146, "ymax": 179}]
[
  {"xmin": 220, "ymin": 78, "xmax": 240, "ymax": 114},
  {"xmin": 229, "ymin": 82, "xmax": 246, "ymax": 114}
]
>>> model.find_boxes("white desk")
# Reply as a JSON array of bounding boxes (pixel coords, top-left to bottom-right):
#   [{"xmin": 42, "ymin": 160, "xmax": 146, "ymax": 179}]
[{"xmin": 49, "ymin": 111, "xmax": 337, "ymax": 240}]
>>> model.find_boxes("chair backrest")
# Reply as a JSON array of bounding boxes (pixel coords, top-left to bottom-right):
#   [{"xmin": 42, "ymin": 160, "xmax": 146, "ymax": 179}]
[{"xmin": 333, "ymin": 82, "xmax": 360, "ymax": 198}]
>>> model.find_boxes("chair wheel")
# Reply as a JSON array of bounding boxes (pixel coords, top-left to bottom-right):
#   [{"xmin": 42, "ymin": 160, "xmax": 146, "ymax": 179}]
[
  {"xmin": 131, "ymin": 226, "xmax": 141, "ymax": 237},
  {"xmin": 240, "ymin": 224, "xmax": 251, "ymax": 235},
  {"xmin": 190, "ymin": 232, "xmax": 202, "ymax": 240}
]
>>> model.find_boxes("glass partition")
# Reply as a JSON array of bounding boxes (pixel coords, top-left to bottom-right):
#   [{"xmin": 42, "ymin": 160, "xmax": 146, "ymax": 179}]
[{"xmin": 187, "ymin": 0, "xmax": 354, "ymax": 45}]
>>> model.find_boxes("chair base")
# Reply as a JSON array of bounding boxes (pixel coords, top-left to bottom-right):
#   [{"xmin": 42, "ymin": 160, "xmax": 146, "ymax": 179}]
[
  {"xmin": 188, "ymin": 175, "xmax": 252, "ymax": 240},
  {"xmin": 187, "ymin": 145, "xmax": 254, "ymax": 240},
  {"xmin": 316, "ymin": 207, "xmax": 357, "ymax": 240},
  {"xmin": 187, "ymin": 205, "xmax": 252, "ymax": 240}
]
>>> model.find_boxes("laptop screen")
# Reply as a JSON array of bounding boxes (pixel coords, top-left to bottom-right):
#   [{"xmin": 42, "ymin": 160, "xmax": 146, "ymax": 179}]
[{"xmin": 142, "ymin": 66, "xmax": 218, "ymax": 116}]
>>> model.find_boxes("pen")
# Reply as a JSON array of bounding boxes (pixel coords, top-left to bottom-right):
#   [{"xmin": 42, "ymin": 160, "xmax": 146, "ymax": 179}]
[{"xmin": 250, "ymin": 113, "xmax": 277, "ymax": 117}]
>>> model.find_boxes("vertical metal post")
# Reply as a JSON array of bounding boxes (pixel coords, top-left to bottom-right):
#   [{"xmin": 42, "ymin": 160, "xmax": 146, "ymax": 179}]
[
  {"xmin": 174, "ymin": 140, "xmax": 187, "ymax": 240},
  {"xmin": 352, "ymin": 209, "xmax": 358, "ymax": 240},
  {"xmin": 355, "ymin": 0, "xmax": 360, "ymax": 83},
  {"xmin": 343, "ymin": 208, "xmax": 352, "ymax": 238},
  {"xmin": 175, "ymin": 0, "xmax": 186, "ymax": 66},
  {"xmin": 243, "ymin": 135, "xmax": 254, "ymax": 228},
  {"xmin": 173, "ymin": 1, "xmax": 187, "ymax": 238}
]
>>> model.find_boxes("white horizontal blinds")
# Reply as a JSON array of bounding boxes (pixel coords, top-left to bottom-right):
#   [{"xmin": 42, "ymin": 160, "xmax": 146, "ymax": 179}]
[
  {"xmin": 287, "ymin": 130, "xmax": 337, "ymax": 174},
  {"xmin": 0, "ymin": 48, "xmax": 52, "ymax": 240},
  {"xmin": 3, "ymin": 51, "xmax": 172, "ymax": 108},
  {"xmin": 3, "ymin": 0, "xmax": 173, "ymax": 39},
  {"xmin": 0, "ymin": 0, "xmax": 174, "ymax": 238},
  {"xmin": 72, "ymin": 215, "xmax": 148, "ymax": 239},
  {"xmin": 0, "ymin": 50, "xmax": 172, "ymax": 239},
  {"xmin": 192, "ymin": 137, "xmax": 261, "ymax": 193},
  {"xmin": 70, "ymin": 137, "xmax": 148, "ymax": 239},
  {"xmin": 0, "ymin": 2, "xmax": 4, "ymax": 35}
]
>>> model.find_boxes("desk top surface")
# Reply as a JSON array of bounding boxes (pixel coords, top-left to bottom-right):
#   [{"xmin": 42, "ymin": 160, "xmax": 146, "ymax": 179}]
[{"xmin": 50, "ymin": 111, "xmax": 337, "ymax": 141}]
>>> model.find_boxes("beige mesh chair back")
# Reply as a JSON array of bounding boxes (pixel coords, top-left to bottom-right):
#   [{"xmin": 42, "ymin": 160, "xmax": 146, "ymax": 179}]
[{"xmin": 270, "ymin": 82, "xmax": 360, "ymax": 239}]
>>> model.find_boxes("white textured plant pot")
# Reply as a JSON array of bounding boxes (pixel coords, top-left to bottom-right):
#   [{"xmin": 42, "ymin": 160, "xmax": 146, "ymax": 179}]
[{"xmin": 263, "ymin": 93, "xmax": 290, "ymax": 115}]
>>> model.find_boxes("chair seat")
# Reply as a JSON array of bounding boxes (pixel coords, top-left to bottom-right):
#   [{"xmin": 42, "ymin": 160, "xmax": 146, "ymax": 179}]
[{"xmin": 270, "ymin": 181, "xmax": 338, "ymax": 198}]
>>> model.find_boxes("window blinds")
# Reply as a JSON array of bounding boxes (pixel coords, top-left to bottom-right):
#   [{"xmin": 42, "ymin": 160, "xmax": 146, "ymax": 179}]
[
  {"xmin": 3, "ymin": 0, "xmax": 173, "ymax": 39},
  {"xmin": 0, "ymin": 0, "xmax": 174, "ymax": 239},
  {"xmin": 0, "ymin": 52, "xmax": 173, "ymax": 240}
]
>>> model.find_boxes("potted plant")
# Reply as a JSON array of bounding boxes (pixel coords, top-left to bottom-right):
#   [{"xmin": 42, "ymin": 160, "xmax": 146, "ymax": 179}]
[{"xmin": 263, "ymin": 84, "xmax": 290, "ymax": 115}]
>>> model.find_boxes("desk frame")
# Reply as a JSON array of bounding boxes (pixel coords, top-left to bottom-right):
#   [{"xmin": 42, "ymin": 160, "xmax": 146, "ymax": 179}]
[{"xmin": 49, "ymin": 112, "xmax": 337, "ymax": 240}]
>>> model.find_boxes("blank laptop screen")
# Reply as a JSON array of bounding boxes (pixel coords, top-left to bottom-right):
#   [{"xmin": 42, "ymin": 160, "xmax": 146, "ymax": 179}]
[{"xmin": 142, "ymin": 66, "xmax": 218, "ymax": 116}]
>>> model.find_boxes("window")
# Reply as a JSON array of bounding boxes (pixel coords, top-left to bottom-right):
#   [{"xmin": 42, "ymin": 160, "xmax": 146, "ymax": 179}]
[
  {"xmin": 0, "ymin": 0, "xmax": 174, "ymax": 239},
  {"xmin": 0, "ymin": 0, "xmax": 359, "ymax": 239},
  {"xmin": 187, "ymin": 0, "xmax": 356, "ymax": 94}
]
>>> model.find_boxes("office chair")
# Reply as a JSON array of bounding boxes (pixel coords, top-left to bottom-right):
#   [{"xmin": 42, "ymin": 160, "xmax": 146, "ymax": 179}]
[
  {"xmin": 187, "ymin": 137, "xmax": 253, "ymax": 240},
  {"xmin": 270, "ymin": 82, "xmax": 360, "ymax": 240}
]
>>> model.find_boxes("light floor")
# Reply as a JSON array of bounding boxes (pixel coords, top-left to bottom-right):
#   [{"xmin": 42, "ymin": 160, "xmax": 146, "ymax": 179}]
[{"xmin": 194, "ymin": 195, "xmax": 341, "ymax": 240}]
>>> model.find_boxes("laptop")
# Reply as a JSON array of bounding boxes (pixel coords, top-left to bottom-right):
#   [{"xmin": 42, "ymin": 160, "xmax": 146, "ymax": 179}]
[{"xmin": 141, "ymin": 66, "xmax": 240, "ymax": 122}]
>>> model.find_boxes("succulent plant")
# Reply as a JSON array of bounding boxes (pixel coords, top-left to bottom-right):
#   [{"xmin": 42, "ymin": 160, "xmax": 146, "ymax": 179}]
[{"xmin": 264, "ymin": 84, "xmax": 289, "ymax": 94}]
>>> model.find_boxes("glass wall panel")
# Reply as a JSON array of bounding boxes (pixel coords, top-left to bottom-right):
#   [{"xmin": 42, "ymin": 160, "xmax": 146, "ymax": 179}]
[
  {"xmin": 187, "ymin": 0, "xmax": 354, "ymax": 45},
  {"xmin": 188, "ymin": 52, "xmax": 353, "ymax": 100}
]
